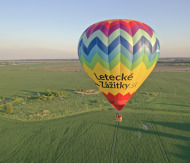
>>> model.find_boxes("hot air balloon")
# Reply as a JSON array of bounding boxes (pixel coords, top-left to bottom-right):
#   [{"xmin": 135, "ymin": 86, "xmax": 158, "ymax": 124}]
[{"xmin": 78, "ymin": 19, "xmax": 160, "ymax": 121}]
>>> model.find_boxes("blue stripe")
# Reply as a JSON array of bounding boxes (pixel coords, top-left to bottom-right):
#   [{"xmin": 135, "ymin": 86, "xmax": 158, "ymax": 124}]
[
  {"xmin": 79, "ymin": 44, "xmax": 159, "ymax": 64},
  {"xmin": 79, "ymin": 36, "xmax": 159, "ymax": 57}
]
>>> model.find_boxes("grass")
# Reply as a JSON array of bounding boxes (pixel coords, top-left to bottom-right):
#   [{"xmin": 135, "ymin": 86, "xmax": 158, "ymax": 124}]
[
  {"xmin": 0, "ymin": 70, "xmax": 91, "ymax": 97},
  {"xmin": 0, "ymin": 86, "xmax": 159, "ymax": 121},
  {"xmin": 0, "ymin": 61, "xmax": 190, "ymax": 163},
  {"xmin": 0, "ymin": 111, "xmax": 189, "ymax": 163}
]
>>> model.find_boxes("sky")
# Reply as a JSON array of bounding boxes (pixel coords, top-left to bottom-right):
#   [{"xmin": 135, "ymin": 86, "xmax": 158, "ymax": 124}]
[{"xmin": 0, "ymin": 0, "xmax": 190, "ymax": 60}]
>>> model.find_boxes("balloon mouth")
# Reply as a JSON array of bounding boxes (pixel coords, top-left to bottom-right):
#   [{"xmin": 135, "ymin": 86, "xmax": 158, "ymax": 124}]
[
  {"xmin": 109, "ymin": 100, "xmax": 128, "ymax": 105},
  {"xmin": 112, "ymin": 103, "xmax": 125, "ymax": 111},
  {"xmin": 109, "ymin": 101, "xmax": 127, "ymax": 111}
]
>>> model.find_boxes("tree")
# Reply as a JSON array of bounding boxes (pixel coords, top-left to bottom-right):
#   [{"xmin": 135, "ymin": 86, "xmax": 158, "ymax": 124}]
[
  {"xmin": 45, "ymin": 89, "xmax": 51, "ymax": 96},
  {"xmin": 36, "ymin": 93, "xmax": 41, "ymax": 99},
  {"xmin": 5, "ymin": 104, "xmax": 13, "ymax": 114},
  {"xmin": 36, "ymin": 92, "xmax": 40, "ymax": 97}
]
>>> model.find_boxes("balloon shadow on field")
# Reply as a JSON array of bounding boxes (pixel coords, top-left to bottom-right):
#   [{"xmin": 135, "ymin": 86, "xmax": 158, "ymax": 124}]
[
  {"xmin": 145, "ymin": 121, "xmax": 190, "ymax": 132},
  {"xmin": 169, "ymin": 144, "xmax": 190, "ymax": 162},
  {"xmin": 94, "ymin": 120, "xmax": 190, "ymax": 161},
  {"xmin": 20, "ymin": 90, "xmax": 39, "ymax": 96},
  {"xmin": 93, "ymin": 121, "xmax": 190, "ymax": 141},
  {"xmin": 155, "ymin": 102, "xmax": 190, "ymax": 108},
  {"xmin": 63, "ymin": 89, "xmax": 76, "ymax": 93}
]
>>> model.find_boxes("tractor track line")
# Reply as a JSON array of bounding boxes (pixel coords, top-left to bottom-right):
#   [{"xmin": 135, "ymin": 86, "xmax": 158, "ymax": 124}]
[
  {"xmin": 109, "ymin": 122, "xmax": 119, "ymax": 163},
  {"xmin": 0, "ymin": 127, "xmax": 44, "ymax": 163},
  {"xmin": 0, "ymin": 129, "xmax": 6, "ymax": 135},
  {"xmin": 151, "ymin": 123, "xmax": 170, "ymax": 163},
  {"xmin": 56, "ymin": 121, "xmax": 92, "ymax": 161},
  {"xmin": 113, "ymin": 122, "xmax": 119, "ymax": 162}
]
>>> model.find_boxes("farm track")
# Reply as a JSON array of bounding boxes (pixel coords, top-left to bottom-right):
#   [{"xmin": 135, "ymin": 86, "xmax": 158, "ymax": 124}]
[
  {"xmin": 158, "ymin": 73, "xmax": 188, "ymax": 96},
  {"xmin": 0, "ymin": 127, "xmax": 44, "ymax": 163},
  {"xmin": 128, "ymin": 77, "xmax": 161, "ymax": 107},
  {"xmin": 161, "ymin": 75, "xmax": 178, "ymax": 92},
  {"xmin": 109, "ymin": 122, "xmax": 119, "ymax": 163},
  {"xmin": 128, "ymin": 91, "xmax": 160, "ymax": 107},
  {"xmin": 0, "ymin": 129, "xmax": 7, "ymax": 156},
  {"xmin": 152, "ymin": 77, "xmax": 163, "ymax": 94},
  {"xmin": 151, "ymin": 123, "xmax": 170, "ymax": 163},
  {"xmin": 56, "ymin": 121, "xmax": 93, "ymax": 162},
  {"xmin": 0, "ymin": 128, "xmax": 6, "ymax": 135}
]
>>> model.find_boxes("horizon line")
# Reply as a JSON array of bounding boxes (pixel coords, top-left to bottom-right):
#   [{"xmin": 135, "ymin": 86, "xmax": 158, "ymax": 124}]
[{"xmin": 0, "ymin": 57, "xmax": 190, "ymax": 61}]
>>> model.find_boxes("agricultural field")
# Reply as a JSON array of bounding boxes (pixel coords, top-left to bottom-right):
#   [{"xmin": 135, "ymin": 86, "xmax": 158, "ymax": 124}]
[{"xmin": 0, "ymin": 59, "xmax": 190, "ymax": 163}]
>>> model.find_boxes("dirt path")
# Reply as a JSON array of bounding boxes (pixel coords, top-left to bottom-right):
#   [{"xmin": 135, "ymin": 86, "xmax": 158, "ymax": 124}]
[
  {"xmin": 75, "ymin": 89, "xmax": 100, "ymax": 95},
  {"xmin": 40, "ymin": 64, "xmax": 190, "ymax": 72},
  {"xmin": 40, "ymin": 65, "xmax": 83, "ymax": 71},
  {"xmin": 153, "ymin": 65, "xmax": 190, "ymax": 72}
]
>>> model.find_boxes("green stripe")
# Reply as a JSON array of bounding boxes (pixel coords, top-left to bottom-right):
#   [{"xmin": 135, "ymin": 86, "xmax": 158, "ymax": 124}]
[{"xmin": 80, "ymin": 53, "xmax": 159, "ymax": 71}]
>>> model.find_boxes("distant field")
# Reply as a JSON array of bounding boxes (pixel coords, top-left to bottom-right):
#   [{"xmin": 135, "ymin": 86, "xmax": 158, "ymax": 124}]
[
  {"xmin": 0, "ymin": 60, "xmax": 190, "ymax": 163},
  {"xmin": 0, "ymin": 59, "xmax": 190, "ymax": 72}
]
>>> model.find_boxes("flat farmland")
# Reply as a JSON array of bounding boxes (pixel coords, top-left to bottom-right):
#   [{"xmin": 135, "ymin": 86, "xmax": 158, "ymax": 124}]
[{"xmin": 0, "ymin": 60, "xmax": 189, "ymax": 163}]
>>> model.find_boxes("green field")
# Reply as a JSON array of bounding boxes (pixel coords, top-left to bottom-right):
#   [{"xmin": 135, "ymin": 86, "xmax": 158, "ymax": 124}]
[{"xmin": 0, "ymin": 61, "xmax": 190, "ymax": 163}]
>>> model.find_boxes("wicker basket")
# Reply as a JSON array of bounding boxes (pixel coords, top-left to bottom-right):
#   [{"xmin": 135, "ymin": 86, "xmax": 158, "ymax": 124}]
[{"xmin": 115, "ymin": 116, "xmax": 122, "ymax": 122}]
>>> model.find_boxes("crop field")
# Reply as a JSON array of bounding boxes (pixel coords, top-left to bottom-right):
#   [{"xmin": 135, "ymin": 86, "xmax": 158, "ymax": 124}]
[{"xmin": 0, "ymin": 60, "xmax": 190, "ymax": 163}]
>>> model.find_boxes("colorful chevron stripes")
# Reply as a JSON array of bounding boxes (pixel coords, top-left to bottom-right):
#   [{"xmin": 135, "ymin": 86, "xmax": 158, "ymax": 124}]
[{"xmin": 78, "ymin": 19, "xmax": 160, "ymax": 111}]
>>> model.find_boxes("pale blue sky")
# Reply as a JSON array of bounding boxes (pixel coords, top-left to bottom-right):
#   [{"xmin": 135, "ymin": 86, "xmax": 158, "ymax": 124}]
[{"xmin": 0, "ymin": 0, "xmax": 190, "ymax": 60}]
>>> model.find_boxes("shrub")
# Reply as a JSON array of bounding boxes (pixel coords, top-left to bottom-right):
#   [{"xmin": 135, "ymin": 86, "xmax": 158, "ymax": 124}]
[
  {"xmin": 41, "ymin": 98, "xmax": 46, "ymax": 101},
  {"xmin": 45, "ymin": 89, "xmax": 51, "ymax": 96},
  {"xmin": 27, "ymin": 96, "xmax": 31, "ymax": 99},
  {"xmin": 51, "ymin": 96, "xmax": 56, "ymax": 100},
  {"xmin": 54, "ymin": 92, "xmax": 59, "ymax": 97},
  {"xmin": 12, "ymin": 96, "xmax": 22, "ymax": 102},
  {"xmin": 48, "ymin": 92, "xmax": 53, "ymax": 96},
  {"xmin": 47, "ymin": 96, "xmax": 52, "ymax": 100},
  {"xmin": 36, "ymin": 93, "xmax": 41, "ymax": 99},
  {"xmin": 36, "ymin": 93, "xmax": 40, "ymax": 97},
  {"xmin": 5, "ymin": 104, "xmax": 13, "ymax": 114},
  {"xmin": 57, "ymin": 92, "xmax": 64, "ymax": 97}
]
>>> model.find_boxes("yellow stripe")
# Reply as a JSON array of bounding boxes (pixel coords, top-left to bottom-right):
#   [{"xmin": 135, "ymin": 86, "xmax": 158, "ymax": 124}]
[{"xmin": 83, "ymin": 62, "xmax": 156, "ymax": 95}]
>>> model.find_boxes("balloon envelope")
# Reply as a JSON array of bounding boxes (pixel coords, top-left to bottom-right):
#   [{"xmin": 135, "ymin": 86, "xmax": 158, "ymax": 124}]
[{"xmin": 78, "ymin": 19, "xmax": 160, "ymax": 111}]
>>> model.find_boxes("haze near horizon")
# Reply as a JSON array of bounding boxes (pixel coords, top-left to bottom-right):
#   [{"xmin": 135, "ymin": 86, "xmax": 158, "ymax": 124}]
[{"xmin": 0, "ymin": 0, "xmax": 190, "ymax": 60}]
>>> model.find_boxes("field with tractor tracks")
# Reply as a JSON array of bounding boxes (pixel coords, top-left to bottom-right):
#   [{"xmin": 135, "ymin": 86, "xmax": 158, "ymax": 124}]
[{"xmin": 0, "ymin": 60, "xmax": 189, "ymax": 163}]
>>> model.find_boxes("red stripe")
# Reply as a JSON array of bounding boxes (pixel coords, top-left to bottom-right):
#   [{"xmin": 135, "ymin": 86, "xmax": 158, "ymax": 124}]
[
  {"xmin": 128, "ymin": 21, "xmax": 136, "ymax": 29},
  {"xmin": 102, "ymin": 92, "xmax": 134, "ymax": 111},
  {"xmin": 85, "ymin": 19, "xmax": 154, "ymax": 38}
]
